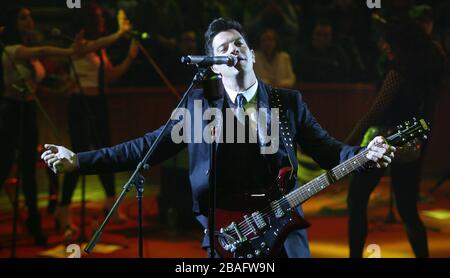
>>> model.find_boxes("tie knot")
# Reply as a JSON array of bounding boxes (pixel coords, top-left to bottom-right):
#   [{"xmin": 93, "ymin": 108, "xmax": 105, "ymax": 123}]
[{"xmin": 236, "ymin": 93, "xmax": 246, "ymax": 108}]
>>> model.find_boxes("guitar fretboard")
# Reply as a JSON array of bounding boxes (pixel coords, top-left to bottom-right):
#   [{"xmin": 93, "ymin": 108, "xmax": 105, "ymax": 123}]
[{"xmin": 285, "ymin": 148, "xmax": 370, "ymax": 207}]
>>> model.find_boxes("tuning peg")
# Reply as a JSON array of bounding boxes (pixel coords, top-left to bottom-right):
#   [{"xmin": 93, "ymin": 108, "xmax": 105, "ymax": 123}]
[
  {"xmin": 405, "ymin": 121, "xmax": 410, "ymax": 126},
  {"xmin": 397, "ymin": 125, "xmax": 403, "ymax": 129},
  {"xmin": 412, "ymin": 117, "xmax": 417, "ymax": 122},
  {"xmin": 423, "ymin": 134, "xmax": 428, "ymax": 140}
]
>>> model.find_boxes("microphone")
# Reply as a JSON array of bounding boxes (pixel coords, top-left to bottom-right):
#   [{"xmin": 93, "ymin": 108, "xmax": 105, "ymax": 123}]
[
  {"xmin": 128, "ymin": 30, "xmax": 150, "ymax": 40},
  {"xmin": 181, "ymin": 55, "xmax": 238, "ymax": 67}
]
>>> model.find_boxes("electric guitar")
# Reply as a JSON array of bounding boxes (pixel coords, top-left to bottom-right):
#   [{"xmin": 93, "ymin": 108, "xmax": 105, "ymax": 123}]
[{"xmin": 214, "ymin": 118, "xmax": 430, "ymax": 258}]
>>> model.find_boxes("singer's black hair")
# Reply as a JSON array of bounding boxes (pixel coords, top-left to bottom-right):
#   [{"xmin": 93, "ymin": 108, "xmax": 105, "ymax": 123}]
[{"xmin": 204, "ymin": 17, "xmax": 250, "ymax": 56}]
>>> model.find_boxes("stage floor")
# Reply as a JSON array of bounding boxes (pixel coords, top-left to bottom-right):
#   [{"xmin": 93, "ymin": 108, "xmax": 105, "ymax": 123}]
[{"xmin": 1, "ymin": 174, "xmax": 449, "ymax": 258}]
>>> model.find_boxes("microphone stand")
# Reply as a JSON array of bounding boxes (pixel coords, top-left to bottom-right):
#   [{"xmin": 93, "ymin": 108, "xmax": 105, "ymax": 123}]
[
  {"xmin": 84, "ymin": 67, "xmax": 208, "ymax": 258},
  {"xmin": 200, "ymin": 70, "xmax": 222, "ymax": 259}
]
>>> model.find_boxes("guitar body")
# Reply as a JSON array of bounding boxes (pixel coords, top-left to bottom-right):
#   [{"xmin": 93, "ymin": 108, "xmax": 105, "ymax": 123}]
[{"xmin": 214, "ymin": 207, "xmax": 310, "ymax": 258}]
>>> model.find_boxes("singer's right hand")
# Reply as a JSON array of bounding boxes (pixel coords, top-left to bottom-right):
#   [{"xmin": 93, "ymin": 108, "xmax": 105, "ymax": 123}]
[{"xmin": 41, "ymin": 144, "xmax": 78, "ymax": 174}]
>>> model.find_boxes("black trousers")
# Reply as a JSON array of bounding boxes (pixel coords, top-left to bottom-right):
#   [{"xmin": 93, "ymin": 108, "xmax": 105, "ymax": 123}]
[
  {"xmin": 0, "ymin": 99, "xmax": 40, "ymax": 217},
  {"xmin": 347, "ymin": 157, "xmax": 429, "ymax": 258},
  {"xmin": 60, "ymin": 95, "xmax": 115, "ymax": 206}
]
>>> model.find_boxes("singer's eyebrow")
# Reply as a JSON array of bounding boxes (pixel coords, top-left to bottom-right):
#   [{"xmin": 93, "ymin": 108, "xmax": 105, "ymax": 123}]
[
  {"xmin": 216, "ymin": 37, "xmax": 243, "ymax": 52},
  {"xmin": 216, "ymin": 40, "xmax": 230, "ymax": 50}
]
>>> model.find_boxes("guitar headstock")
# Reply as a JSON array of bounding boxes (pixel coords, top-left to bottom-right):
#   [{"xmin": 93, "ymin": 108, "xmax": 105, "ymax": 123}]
[{"xmin": 387, "ymin": 118, "xmax": 430, "ymax": 147}]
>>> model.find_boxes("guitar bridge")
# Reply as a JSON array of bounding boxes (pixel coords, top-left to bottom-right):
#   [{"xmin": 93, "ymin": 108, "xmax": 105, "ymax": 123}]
[{"xmin": 218, "ymin": 222, "xmax": 247, "ymax": 252}]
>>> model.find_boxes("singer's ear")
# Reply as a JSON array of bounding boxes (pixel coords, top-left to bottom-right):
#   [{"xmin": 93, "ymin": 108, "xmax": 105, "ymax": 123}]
[{"xmin": 251, "ymin": 49, "xmax": 256, "ymax": 63}]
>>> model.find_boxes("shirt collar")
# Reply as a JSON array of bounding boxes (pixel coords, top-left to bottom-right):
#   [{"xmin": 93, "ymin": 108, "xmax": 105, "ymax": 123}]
[{"xmin": 224, "ymin": 80, "xmax": 258, "ymax": 105}]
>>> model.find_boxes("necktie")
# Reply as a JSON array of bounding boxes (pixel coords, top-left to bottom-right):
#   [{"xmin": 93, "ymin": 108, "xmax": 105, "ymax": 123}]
[
  {"xmin": 235, "ymin": 93, "xmax": 247, "ymax": 123},
  {"xmin": 236, "ymin": 93, "xmax": 246, "ymax": 109}
]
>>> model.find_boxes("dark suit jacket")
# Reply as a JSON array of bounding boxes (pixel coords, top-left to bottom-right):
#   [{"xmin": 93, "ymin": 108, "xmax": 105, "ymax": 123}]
[{"xmin": 76, "ymin": 80, "xmax": 361, "ymax": 257}]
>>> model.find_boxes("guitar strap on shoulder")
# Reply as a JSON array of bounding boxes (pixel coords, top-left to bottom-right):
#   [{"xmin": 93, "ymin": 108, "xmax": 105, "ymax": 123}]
[{"xmin": 269, "ymin": 87, "xmax": 297, "ymax": 181}]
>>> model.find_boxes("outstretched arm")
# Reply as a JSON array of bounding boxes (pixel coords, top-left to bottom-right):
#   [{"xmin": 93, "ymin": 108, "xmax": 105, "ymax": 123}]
[
  {"xmin": 41, "ymin": 120, "xmax": 186, "ymax": 174},
  {"xmin": 11, "ymin": 31, "xmax": 87, "ymax": 60},
  {"xmin": 79, "ymin": 9, "xmax": 130, "ymax": 54}
]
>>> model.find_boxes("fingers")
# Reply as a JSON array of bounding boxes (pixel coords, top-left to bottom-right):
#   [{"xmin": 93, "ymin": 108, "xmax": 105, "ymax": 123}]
[
  {"xmin": 382, "ymin": 155, "xmax": 392, "ymax": 164},
  {"xmin": 368, "ymin": 136, "xmax": 385, "ymax": 148},
  {"xmin": 41, "ymin": 144, "xmax": 60, "ymax": 160},
  {"xmin": 42, "ymin": 152, "xmax": 57, "ymax": 163},
  {"xmin": 41, "ymin": 150, "xmax": 52, "ymax": 160},
  {"xmin": 44, "ymin": 144, "xmax": 59, "ymax": 152},
  {"xmin": 41, "ymin": 150, "xmax": 56, "ymax": 161},
  {"xmin": 118, "ymin": 9, "xmax": 126, "ymax": 20},
  {"xmin": 46, "ymin": 156, "xmax": 59, "ymax": 165},
  {"xmin": 389, "ymin": 145, "xmax": 396, "ymax": 153},
  {"xmin": 52, "ymin": 161, "xmax": 63, "ymax": 174},
  {"xmin": 367, "ymin": 146, "xmax": 386, "ymax": 161}
]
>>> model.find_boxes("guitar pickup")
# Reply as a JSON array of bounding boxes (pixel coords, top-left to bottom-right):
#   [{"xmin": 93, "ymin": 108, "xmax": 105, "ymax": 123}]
[
  {"xmin": 271, "ymin": 201, "xmax": 285, "ymax": 218},
  {"xmin": 252, "ymin": 211, "xmax": 267, "ymax": 230}
]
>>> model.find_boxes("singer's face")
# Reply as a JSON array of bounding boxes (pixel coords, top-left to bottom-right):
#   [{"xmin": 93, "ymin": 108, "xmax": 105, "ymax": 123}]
[
  {"xmin": 17, "ymin": 8, "xmax": 35, "ymax": 35},
  {"xmin": 211, "ymin": 29, "xmax": 255, "ymax": 78}
]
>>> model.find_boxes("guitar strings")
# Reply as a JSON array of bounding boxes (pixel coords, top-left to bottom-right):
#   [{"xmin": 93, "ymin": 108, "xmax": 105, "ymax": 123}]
[{"xmin": 229, "ymin": 148, "xmax": 372, "ymax": 237}]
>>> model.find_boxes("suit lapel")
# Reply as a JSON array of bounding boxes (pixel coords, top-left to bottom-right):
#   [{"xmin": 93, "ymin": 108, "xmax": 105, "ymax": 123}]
[{"xmin": 257, "ymin": 81, "xmax": 272, "ymax": 149}]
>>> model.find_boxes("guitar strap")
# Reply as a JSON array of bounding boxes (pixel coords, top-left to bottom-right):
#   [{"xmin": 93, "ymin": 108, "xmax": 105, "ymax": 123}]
[{"xmin": 269, "ymin": 87, "xmax": 297, "ymax": 182}]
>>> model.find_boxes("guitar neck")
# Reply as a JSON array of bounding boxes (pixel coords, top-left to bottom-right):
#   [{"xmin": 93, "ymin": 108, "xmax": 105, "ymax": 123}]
[{"xmin": 285, "ymin": 148, "xmax": 370, "ymax": 208}]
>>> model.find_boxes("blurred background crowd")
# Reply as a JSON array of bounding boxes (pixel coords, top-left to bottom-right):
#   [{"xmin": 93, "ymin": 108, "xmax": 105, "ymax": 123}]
[{"xmin": 3, "ymin": 0, "xmax": 449, "ymax": 88}]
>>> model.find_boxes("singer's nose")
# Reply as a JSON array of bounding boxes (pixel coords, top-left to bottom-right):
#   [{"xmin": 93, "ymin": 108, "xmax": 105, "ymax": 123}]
[{"xmin": 229, "ymin": 45, "xmax": 240, "ymax": 56}]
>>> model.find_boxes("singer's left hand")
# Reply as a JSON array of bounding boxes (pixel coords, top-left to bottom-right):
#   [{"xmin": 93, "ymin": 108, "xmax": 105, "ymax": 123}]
[{"xmin": 366, "ymin": 136, "xmax": 396, "ymax": 168}]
